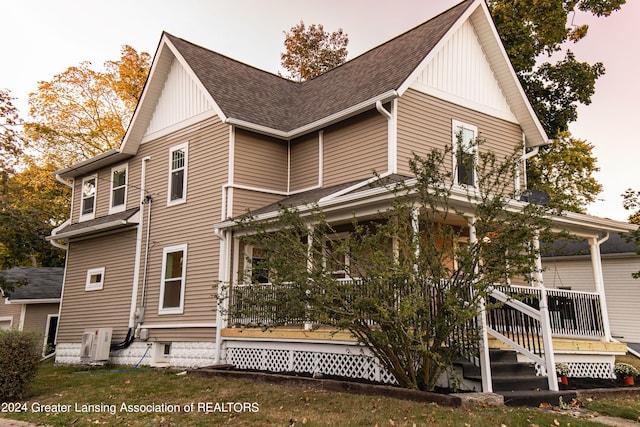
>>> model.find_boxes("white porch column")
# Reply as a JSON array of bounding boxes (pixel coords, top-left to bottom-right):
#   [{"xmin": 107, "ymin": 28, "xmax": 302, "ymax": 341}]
[
  {"xmin": 469, "ymin": 217, "xmax": 493, "ymax": 393},
  {"xmin": 214, "ymin": 228, "xmax": 232, "ymax": 365},
  {"xmin": 532, "ymin": 233, "xmax": 559, "ymax": 391},
  {"xmin": 589, "ymin": 234, "xmax": 612, "ymax": 341},
  {"xmin": 304, "ymin": 225, "xmax": 315, "ymax": 331}
]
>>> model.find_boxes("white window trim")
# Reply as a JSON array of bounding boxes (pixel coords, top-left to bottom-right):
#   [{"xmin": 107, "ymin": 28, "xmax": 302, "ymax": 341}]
[
  {"xmin": 245, "ymin": 245, "xmax": 270, "ymax": 284},
  {"xmin": 85, "ymin": 267, "xmax": 105, "ymax": 291},
  {"xmin": 323, "ymin": 232, "xmax": 352, "ymax": 279},
  {"xmin": 167, "ymin": 142, "xmax": 188, "ymax": 206},
  {"xmin": 109, "ymin": 163, "xmax": 128, "ymax": 214},
  {"xmin": 0, "ymin": 316, "xmax": 13, "ymax": 330},
  {"xmin": 451, "ymin": 119, "xmax": 478, "ymax": 187},
  {"xmin": 159, "ymin": 244, "xmax": 188, "ymax": 315},
  {"xmin": 79, "ymin": 175, "xmax": 98, "ymax": 222},
  {"xmin": 43, "ymin": 314, "xmax": 58, "ymax": 356}
]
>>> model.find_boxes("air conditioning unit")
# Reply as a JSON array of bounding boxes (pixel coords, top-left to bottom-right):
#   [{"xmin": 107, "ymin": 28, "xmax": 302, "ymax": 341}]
[{"xmin": 80, "ymin": 328, "xmax": 112, "ymax": 363}]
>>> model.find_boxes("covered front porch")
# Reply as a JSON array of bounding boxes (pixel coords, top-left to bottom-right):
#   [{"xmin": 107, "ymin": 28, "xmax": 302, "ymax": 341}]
[{"xmin": 213, "ymin": 176, "xmax": 637, "ymax": 393}]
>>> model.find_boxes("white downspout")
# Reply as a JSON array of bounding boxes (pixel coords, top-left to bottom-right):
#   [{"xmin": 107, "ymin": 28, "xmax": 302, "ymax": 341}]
[
  {"xmin": 516, "ymin": 145, "xmax": 539, "ymax": 194},
  {"xmin": 130, "ymin": 156, "xmax": 151, "ymax": 331},
  {"xmin": 376, "ymin": 100, "xmax": 397, "ymax": 175},
  {"xmin": 589, "ymin": 233, "xmax": 612, "ymax": 341}
]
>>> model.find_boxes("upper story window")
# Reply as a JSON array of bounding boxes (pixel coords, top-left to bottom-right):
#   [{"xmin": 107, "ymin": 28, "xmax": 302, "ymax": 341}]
[
  {"xmin": 324, "ymin": 234, "xmax": 350, "ymax": 279},
  {"xmin": 110, "ymin": 164, "xmax": 128, "ymax": 214},
  {"xmin": 159, "ymin": 244, "xmax": 187, "ymax": 314},
  {"xmin": 452, "ymin": 120, "xmax": 478, "ymax": 186},
  {"xmin": 85, "ymin": 267, "xmax": 105, "ymax": 291},
  {"xmin": 80, "ymin": 175, "xmax": 97, "ymax": 221},
  {"xmin": 167, "ymin": 142, "xmax": 188, "ymax": 206}
]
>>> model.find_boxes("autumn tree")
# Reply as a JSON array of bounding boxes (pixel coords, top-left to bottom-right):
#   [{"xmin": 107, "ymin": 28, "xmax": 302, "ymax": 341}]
[
  {"xmin": 0, "ymin": 90, "xmax": 23, "ymax": 185},
  {"xmin": 0, "ymin": 160, "xmax": 69, "ymax": 269},
  {"xmin": 280, "ymin": 21, "xmax": 348, "ymax": 82},
  {"xmin": 526, "ymin": 132, "xmax": 602, "ymax": 213},
  {"xmin": 27, "ymin": 45, "xmax": 151, "ymax": 166},
  {"xmin": 488, "ymin": 0, "xmax": 625, "ymax": 213},
  {"xmin": 230, "ymin": 141, "xmax": 554, "ymax": 391}
]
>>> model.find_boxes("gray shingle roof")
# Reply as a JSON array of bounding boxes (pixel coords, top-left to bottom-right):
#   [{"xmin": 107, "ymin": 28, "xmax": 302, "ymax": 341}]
[
  {"xmin": 52, "ymin": 207, "xmax": 140, "ymax": 240},
  {"xmin": 543, "ymin": 233, "xmax": 637, "ymax": 257},
  {"xmin": 166, "ymin": 0, "xmax": 473, "ymax": 133},
  {"xmin": 0, "ymin": 267, "xmax": 63, "ymax": 300}
]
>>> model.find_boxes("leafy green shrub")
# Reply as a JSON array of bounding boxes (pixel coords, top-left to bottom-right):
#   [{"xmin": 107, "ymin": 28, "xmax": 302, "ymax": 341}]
[{"xmin": 0, "ymin": 329, "xmax": 42, "ymax": 401}]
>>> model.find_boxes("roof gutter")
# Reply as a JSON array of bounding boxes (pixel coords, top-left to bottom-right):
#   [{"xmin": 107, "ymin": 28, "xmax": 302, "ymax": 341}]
[{"xmin": 225, "ymin": 90, "xmax": 399, "ymax": 140}]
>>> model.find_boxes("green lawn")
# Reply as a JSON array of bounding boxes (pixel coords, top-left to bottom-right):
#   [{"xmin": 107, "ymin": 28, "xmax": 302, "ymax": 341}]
[{"xmin": 0, "ymin": 362, "xmax": 627, "ymax": 426}]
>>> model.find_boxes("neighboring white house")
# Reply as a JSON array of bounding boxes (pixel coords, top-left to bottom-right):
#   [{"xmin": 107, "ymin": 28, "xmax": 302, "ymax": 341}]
[{"xmin": 542, "ymin": 233, "xmax": 640, "ymax": 349}]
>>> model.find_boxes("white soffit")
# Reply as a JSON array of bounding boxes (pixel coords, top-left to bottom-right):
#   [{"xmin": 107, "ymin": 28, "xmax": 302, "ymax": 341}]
[{"xmin": 410, "ymin": 18, "xmax": 517, "ymax": 123}]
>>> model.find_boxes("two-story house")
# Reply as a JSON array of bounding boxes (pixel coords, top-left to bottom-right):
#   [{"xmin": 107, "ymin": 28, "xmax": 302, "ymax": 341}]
[{"xmin": 49, "ymin": 0, "xmax": 635, "ymax": 392}]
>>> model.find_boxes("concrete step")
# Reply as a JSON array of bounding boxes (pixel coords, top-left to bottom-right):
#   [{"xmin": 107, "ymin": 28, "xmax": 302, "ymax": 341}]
[{"xmin": 498, "ymin": 389, "xmax": 577, "ymax": 407}]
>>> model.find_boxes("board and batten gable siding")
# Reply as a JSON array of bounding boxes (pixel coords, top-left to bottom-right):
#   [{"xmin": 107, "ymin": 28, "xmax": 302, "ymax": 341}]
[
  {"xmin": 290, "ymin": 133, "xmax": 320, "ymax": 192},
  {"xmin": 233, "ymin": 129, "xmax": 288, "ymax": 192},
  {"xmin": 322, "ymin": 109, "xmax": 388, "ymax": 187},
  {"xmin": 133, "ymin": 117, "xmax": 228, "ymax": 332},
  {"xmin": 397, "ymin": 90, "xmax": 523, "ymax": 189},
  {"xmin": 23, "ymin": 303, "xmax": 58, "ymax": 333},
  {"xmin": 57, "ymin": 229, "xmax": 137, "ymax": 343},
  {"xmin": 542, "ymin": 256, "xmax": 640, "ymax": 343}
]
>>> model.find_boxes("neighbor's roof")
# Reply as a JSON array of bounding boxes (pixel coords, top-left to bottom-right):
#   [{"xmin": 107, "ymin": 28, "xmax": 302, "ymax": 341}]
[
  {"xmin": 543, "ymin": 232, "xmax": 638, "ymax": 258},
  {"xmin": 0, "ymin": 267, "xmax": 63, "ymax": 301}
]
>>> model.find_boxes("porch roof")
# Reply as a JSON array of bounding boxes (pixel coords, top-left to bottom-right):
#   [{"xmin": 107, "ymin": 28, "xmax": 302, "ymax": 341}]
[
  {"xmin": 215, "ymin": 175, "xmax": 637, "ymax": 238},
  {"xmin": 48, "ymin": 207, "xmax": 140, "ymax": 242}
]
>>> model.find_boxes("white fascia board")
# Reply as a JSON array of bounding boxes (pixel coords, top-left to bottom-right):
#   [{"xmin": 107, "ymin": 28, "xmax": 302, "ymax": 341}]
[
  {"xmin": 8, "ymin": 298, "xmax": 60, "ymax": 305},
  {"xmin": 226, "ymin": 90, "xmax": 398, "ymax": 140}
]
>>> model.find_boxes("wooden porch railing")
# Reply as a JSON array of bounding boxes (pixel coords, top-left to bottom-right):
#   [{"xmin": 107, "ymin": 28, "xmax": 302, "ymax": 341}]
[{"xmin": 492, "ymin": 285, "xmax": 605, "ymax": 338}]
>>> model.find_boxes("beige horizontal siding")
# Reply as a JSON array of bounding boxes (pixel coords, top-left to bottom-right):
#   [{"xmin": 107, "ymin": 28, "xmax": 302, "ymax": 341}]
[
  {"xmin": 232, "ymin": 188, "xmax": 282, "ymax": 217},
  {"xmin": 323, "ymin": 109, "xmax": 388, "ymax": 187},
  {"xmin": 234, "ymin": 129, "xmax": 288, "ymax": 191},
  {"xmin": 57, "ymin": 229, "xmax": 137, "ymax": 343},
  {"xmin": 144, "ymin": 327, "xmax": 216, "ymax": 341},
  {"xmin": 132, "ymin": 117, "xmax": 228, "ymax": 330},
  {"xmin": 397, "ymin": 90, "xmax": 523, "ymax": 189},
  {"xmin": 290, "ymin": 133, "xmax": 320, "ymax": 191},
  {"xmin": 0, "ymin": 298, "xmax": 22, "ymax": 329},
  {"xmin": 23, "ymin": 303, "xmax": 58, "ymax": 334}
]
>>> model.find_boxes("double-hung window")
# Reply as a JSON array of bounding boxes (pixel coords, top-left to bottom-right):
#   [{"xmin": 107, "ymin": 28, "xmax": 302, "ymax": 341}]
[
  {"xmin": 167, "ymin": 143, "xmax": 188, "ymax": 205},
  {"xmin": 159, "ymin": 244, "xmax": 187, "ymax": 314},
  {"xmin": 109, "ymin": 164, "xmax": 127, "ymax": 213},
  {"xmin": 80, "ymin": 175, "xmax": 97, "ymax": 221},
  {"xmin": 452, "ymin": 120, "xmax": 478, "ymax": 186}
]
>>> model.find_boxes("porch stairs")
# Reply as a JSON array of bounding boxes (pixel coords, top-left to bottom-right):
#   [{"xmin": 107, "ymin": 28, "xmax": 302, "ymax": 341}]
[{"xmin": 456, "ymin": 349, "xmax": 576, "ymax": 406}]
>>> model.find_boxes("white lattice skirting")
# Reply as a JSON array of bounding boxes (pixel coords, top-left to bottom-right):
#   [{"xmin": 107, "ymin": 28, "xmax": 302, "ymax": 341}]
[
  {"xmin": 225, "ymin": 341, "xmax": 397, "ymax": 384},
  {"xmin": 55, "ymin": 342, "xmax": 217, "ymax": 368},
  {"xmin": 553, "ymin": 354, "xmax": 616, "ymax": 379}
]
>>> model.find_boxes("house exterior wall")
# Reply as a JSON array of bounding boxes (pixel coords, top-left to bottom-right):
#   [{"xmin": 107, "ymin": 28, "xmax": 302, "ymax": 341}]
[
  {"xmin": 23, "ymin": 303, "xmax": 58, "ymax": 333},
  {"xmin": 322, "ymin": 109, "xmax": 388, "ymax": 187},
  {"xmin": 132, "ymin": 117, "xmax": 228, "ymax": 336},
  {"xmin": 290, "ymin": 133, "xmax": 320, "ymax": 192},
  {"xmin": 542, "ymin": 255, "xmax": 640, "ymax": 343},
  {"xmin": 397, "ymin": 89, "xmax": 523, "ymax": 188},
  {"xmin": 57, "ymin": 229, "xmax": 137, "ymax": 343},
  {"xmin": 233, "ymin": 128, "xmax": 288, "ymax": 191},
  {"xmin": 0, "ymin": 298, "xmax": 21, "ymax": 329},
  {"xmin": 231, "ymin": 188, "xmax": 282, "ymax": 217}
]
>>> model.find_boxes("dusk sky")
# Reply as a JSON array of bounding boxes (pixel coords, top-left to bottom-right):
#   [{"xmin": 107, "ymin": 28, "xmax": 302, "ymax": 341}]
[{"xmin": 2, "ymin": 0, "xmax": 638, "ymax": 221}]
